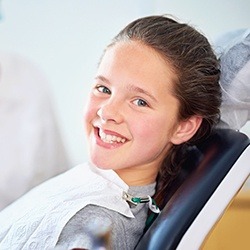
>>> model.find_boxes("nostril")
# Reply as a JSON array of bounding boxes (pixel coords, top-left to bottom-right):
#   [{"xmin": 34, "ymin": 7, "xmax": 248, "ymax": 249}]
[
  {"xmin": 97, "ymin": 108, "xmax": 102, "ymax": 117},
  {"xmin": 97, "ymin": 102, "xmax": 123, "ymax": 124},
  {"xmin": 97, "ymin": 108, "xmax": 107, "ymax": 122}
]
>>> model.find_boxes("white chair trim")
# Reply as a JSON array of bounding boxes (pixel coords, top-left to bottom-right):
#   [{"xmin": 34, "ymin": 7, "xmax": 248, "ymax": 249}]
[{"xmin": 177, "ymin": 144, "xmax": 250, "ymax": 250}]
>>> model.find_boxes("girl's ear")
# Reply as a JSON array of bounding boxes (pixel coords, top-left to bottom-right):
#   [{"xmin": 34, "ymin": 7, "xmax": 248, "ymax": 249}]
[{"xmin": 170, "ymin": 116, "xmax": 203, "ymax": 145}]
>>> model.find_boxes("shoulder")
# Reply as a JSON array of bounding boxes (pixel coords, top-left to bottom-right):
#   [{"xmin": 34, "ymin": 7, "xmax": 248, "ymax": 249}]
[
  {"xmin": 57, "ymin": 204, "xmax": 125, "ymax": 249},
  {"xmin": 68, "ymin": 204, "xmax": 124, "ymax": 231},
  {"xmin": 82, "ymin": 205, "xmax": 145, "ymax": 249}
]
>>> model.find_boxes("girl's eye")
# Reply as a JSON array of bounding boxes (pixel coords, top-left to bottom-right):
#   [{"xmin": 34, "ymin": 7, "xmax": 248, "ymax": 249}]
[
  {"xmin": 133, "ymin": 99, "xmax": 148, "ymax": 107},
  {"xmin": 96, "ymin": 85, "xmax": 111, "ymax": 94}
]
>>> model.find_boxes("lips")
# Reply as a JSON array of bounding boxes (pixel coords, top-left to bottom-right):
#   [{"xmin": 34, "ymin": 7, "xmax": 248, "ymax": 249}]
[
  {"xmin": 93, "ymin": 125, "xmax": 128, "ymax": 145},
  {"xmin": 99, "ymin": 129, "xmax": 126, "ymax": 144},
  {"xmin": 99, "ymin": 129, "xmax": 126, "ymax": 143}
]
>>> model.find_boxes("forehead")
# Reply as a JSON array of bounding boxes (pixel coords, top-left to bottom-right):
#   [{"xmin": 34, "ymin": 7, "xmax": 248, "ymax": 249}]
[{"xmin": 98, "ymin": 41, "xmax": 178, "ymax": 92}]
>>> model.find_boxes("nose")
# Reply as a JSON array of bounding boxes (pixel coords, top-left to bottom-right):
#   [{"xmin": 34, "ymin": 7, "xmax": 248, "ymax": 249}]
[{"xmin": 97, "ymin": 99, "xmax": 124, "ymax": 124}]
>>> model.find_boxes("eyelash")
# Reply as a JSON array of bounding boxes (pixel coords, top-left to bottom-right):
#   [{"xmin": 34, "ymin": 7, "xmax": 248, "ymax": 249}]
[
  {"xmin": 95, "ymin": 85, "xmax": 111, "ymax": 94},
  {"xmin": 133, "ymin": 99, "xmax": 149, "ymax": 107},
  {"xmin": 94, "ymin": 85, "xmax": 149, "ymax": 108}
]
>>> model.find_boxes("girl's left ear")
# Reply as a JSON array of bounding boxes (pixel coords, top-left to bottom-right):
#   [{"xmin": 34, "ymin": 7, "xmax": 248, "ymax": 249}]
[{"xmin": 170, "ymin": 116, "xmax": 203, "ymax": 145}]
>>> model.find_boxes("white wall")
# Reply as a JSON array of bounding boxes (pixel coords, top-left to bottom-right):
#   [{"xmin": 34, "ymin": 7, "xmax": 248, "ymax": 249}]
[{"xmin": 1, "ymin": 0, "xmax": 250, "ymax": 165}]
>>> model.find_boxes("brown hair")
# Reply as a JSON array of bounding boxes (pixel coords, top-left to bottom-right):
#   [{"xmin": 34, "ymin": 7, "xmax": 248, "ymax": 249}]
[{"xmin": 109, "ymin": 15, "xmax": 221, "ymax": 208}]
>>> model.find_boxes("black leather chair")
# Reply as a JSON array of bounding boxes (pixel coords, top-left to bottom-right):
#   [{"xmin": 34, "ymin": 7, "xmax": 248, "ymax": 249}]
[{"xmin": 136, "ymin": 128, "xmax": 250, "ymax": 250}]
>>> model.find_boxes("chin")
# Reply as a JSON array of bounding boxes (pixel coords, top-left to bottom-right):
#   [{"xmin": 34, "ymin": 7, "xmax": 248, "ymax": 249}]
[{"xmin": 90, "ymin": 157, "xmax": 112, "ymax": 170}]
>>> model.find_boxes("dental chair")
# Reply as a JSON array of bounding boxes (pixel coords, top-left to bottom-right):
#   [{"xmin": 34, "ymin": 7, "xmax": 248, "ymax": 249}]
[{"xmin": 136, "ymin": 128, "xmax": 250, "ymax": 250}]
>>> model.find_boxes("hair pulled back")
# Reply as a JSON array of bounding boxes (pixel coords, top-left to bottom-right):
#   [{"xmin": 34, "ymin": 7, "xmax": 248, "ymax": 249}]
[{"xmin": 110, "ymin": 15, "xmax": 222, "ymax": 207}]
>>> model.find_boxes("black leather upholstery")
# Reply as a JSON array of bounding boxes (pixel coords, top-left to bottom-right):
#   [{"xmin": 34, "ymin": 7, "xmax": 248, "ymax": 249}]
[{"xmin": 136, "ymin": 129, "xmax": 250, "ymax": 250}]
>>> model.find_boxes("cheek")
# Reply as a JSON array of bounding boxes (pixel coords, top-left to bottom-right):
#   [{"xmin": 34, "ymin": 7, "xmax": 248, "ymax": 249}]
[
  {"xmin": 131, "ymin": 112, "xmax": 179, "ymax": 148},
  {"xmin": 83, "ymin": 97, "xmax": 97, "ymax": 130},
  {"xmin": 131, "ymin": 116, "xmax": 169, "ymax": 141},
  {"xmin": 129, "ymin": 116, "xmax": 173, "ymax": 162}
]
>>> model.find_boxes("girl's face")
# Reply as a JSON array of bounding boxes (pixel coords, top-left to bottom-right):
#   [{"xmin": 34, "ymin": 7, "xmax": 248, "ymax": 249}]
[{"xmin": 84, "ymin": 41, "xmax": 181, "ymax": 185}]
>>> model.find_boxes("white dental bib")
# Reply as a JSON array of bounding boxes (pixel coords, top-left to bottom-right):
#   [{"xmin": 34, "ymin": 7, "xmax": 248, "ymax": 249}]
[{"xmin": 0, "ymin": 162, "xmax": 134, "ymax": 249}]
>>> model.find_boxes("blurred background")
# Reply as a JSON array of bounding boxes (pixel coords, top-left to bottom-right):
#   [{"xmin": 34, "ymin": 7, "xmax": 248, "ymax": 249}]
[
  {"xmin": 0, "ymin": 1, "xmax": 250, "ymax": 248},
  {"xmin": 1, "ymin": 0, "xmax": 249, "ymax": 166}
]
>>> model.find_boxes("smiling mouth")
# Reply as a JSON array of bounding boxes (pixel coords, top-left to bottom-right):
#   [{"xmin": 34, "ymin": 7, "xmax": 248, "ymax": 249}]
[{"xmin": 98, "ymin": 129, "xmax": 126, "ymax": 144}]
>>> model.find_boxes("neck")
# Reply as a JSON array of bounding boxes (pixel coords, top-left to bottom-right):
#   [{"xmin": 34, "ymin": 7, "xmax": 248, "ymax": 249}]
[{"xmin": 115, "ymin": 167, "xmax": 158, "ymax": 186}]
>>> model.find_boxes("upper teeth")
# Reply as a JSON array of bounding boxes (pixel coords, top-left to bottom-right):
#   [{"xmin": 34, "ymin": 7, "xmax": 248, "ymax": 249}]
[{"xmin": 99, "ymin": 130, "xmax": 126, "ymax": 144}]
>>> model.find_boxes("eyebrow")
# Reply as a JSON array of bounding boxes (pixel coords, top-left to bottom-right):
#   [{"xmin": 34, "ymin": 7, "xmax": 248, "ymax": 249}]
[
  {"xmin": 95, "ymin": 75, "xmax": 157, "ymax": 102},
  {"xmin": 95, "ymin": 75, "xmax": 110, "ymax": 84},
  {"xmin": 126, "ymin": 84, "xmax": 157, "ymax": 102}
]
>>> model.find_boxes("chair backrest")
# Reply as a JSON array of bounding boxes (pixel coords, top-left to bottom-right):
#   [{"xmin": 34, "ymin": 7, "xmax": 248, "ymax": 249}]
[{"xmin": 136, "ymin": 128, "xmax": 250, "ymax": 250}]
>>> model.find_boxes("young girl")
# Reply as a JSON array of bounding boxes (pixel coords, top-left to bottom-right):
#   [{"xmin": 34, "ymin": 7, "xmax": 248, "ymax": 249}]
[{"xmin": 0, "ymin": 15, "xmax": 221, "ymax": 250}]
